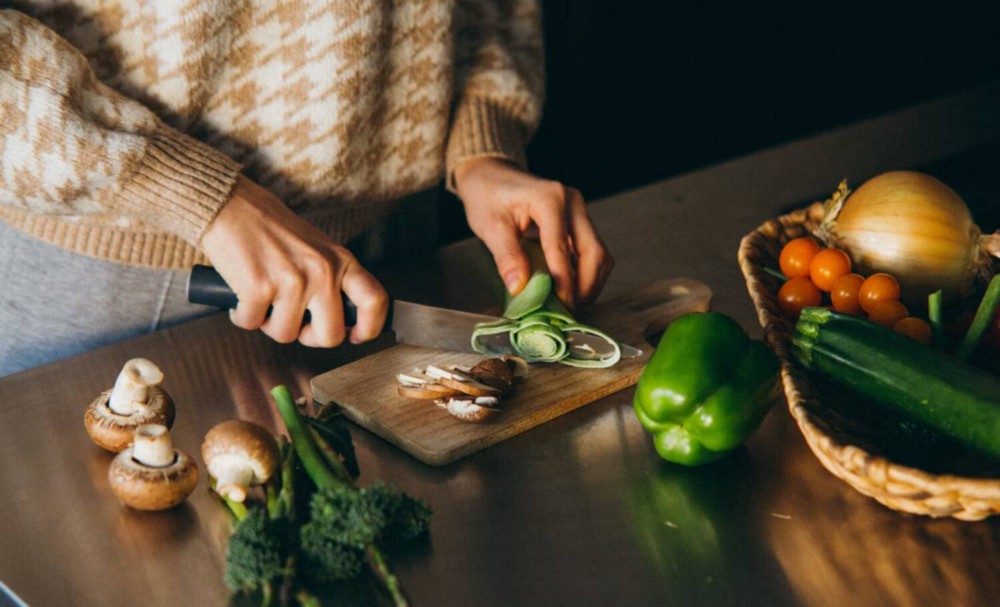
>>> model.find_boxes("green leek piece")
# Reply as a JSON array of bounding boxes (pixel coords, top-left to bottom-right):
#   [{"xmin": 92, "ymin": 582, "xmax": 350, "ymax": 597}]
[{"xmin": 471, "ymin": 272, "xmax": 622, "ymax": 368}]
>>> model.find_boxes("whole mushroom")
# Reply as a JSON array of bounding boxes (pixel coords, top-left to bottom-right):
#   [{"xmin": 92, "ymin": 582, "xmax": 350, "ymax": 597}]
[
  {"xmin": 85, "ymin": 358, "xmax": 175, "ymax": 453},
  {"xmin": 108, "ymin": 424, "xmax": 199, "ymax": 510},
  {"xmin": 201, "ymin": 420, "xmax": 279, "ymax": 503}
]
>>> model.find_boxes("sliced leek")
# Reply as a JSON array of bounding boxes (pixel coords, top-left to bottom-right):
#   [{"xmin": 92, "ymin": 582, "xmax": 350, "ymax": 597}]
[{"xmin": 471, "ymin": 272, "xmax": 622, "ymax": 368}]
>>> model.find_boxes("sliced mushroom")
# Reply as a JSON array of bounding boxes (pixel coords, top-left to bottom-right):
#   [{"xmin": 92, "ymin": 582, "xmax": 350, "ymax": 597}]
[
  {"xmin": 108, "ymin": 424, "xmax": 198, "ymax": 511},
  {"xmin": 85, "ymin": 359, "xmax": 175, "ymax": 453},
  {"xmin": 397, "ymin": 383, "xmax": 462, "ymax": 400},
  {"xmin": 439, "ymin": 397, "xmax": 500, "ymax": 423},
  {"xmin": 467, "ymin": 358, "xmax": 516, "ymax": 395},
  {"xmin": 437, "ymin": 368, "xmax": 501, "ymax": 398},
  {"xmin": 201, "ymin": 420, "xmax": 279, "ymax": 503}
]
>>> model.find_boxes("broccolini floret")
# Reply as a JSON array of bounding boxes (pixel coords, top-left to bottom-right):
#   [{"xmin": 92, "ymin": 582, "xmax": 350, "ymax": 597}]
[
  {"xmin": 271, "ymin": 385, "xmax": 432, "ymax": 607},
  {"xmin": 224, "ymin": 506, "xmax": 291, "ymax": 594}
]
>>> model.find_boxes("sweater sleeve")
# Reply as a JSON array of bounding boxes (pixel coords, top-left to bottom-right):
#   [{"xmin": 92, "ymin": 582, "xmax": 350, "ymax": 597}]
[
  {"xmin": 445, "ymin": 0, "xmax": 546, "ymax": 191},
  {"xmin": 0, "ymin": 10, "xmax": 241, "ymax": 246}
]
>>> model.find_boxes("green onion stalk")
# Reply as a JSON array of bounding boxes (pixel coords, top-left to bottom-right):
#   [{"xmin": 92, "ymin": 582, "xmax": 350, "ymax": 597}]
[{"xmin": 471, "ymin": 272, "xmax": 622, "ymax": 368}]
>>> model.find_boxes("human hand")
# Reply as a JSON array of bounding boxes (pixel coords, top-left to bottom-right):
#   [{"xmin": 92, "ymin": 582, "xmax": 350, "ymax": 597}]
[
  {"xmin": 200, "ymin": 176, "xmax": 388, "ymax": 347},
  {"xmin": 454, "ymin": 158, "xmax": 614, "ymax": 308}
]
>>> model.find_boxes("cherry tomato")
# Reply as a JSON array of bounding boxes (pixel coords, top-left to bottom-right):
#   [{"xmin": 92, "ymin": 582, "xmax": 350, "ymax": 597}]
[
  {"xmin": 893, "ymin": 316, "xmax": 933, "ymax": 345},
  {"xmin": 830, "ymin": 273, "xmax": 865, "ymax": 315},
  {"xmin": 779, "ymin": 237, "xmax": 821, "ymax": 279},
  {"xmin": 777, "ymin": 277, "xmax": 823, "ymax": 319},
  {"xmin": 859, "ymin": 273, "xmax": 901, "ymax": 314},
  {"xmin": 809, "ymin": 248, "xmax": 852, "ymax": 292},
  {"xmin": 868, "ymin": 300, "xmax": 909, "ymax": 328}
]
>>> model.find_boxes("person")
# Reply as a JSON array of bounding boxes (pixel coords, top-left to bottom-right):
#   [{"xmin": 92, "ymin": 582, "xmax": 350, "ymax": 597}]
[{"xmin": 0, "ymin": 2, "xmax": 613, "ymax": 376}]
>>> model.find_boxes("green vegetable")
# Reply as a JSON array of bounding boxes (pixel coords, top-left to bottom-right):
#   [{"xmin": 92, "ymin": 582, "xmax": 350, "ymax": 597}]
[
  {"xmin": 224, "ymin": 506, "xmax": 292, "ymax": 600},
  {"xmin": 472, "ymin": 272, "xmax": 622, "ymax": 367},
  {"xmin": 793, "ymin": 307, "xmax": 1000, "ymax": 461},
  {"xmin": 220, "ymin": 439, "xmax": 297, "ymax": 607},
  {"xmin": 928, "ymin": 289, "xmax": 944, "ymax": 349},
  {"xmin": 270, "ymin": 386, "xmax": 431, "ymax": 607},
  {"xmin": 632, "ymin": 312, "xmax": 780, "ymax": 466},
  {"xmin": 957, "ymin": 274, "xmax": 1000, "ymax": 360}
]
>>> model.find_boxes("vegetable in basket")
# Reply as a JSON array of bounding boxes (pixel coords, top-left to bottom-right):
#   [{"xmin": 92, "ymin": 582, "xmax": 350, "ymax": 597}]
[
  {"xmin": 633, "ymin": 312, "xmax": 781, "ymax": 466},
  {"xmin": 793, "ymin": 307, "xmax": 1000, "ymax": 461},
  {"xmin": 815, "ymin": 171, "xmax": 999, "ymax": 306}
]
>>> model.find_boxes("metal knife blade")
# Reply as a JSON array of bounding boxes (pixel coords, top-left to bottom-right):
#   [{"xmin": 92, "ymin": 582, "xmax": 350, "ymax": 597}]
[
  {"xmin": 389, "ymin": 300, "xmax": 503, "ymax": 353},
  {"xmin": 186, "ymin": 265, "xmax": 641, "ymax": 357}
]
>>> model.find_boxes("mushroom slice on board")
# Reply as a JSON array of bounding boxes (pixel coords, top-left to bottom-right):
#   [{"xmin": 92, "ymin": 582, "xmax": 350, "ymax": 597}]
[
  {"xmin": 85, "ymin": 358, "xmax": 175, "ymax": 453},
  {"xmin": 201, "ymin": 420, "xmax": 280, "ymax": 502},
  {"xmin": 439, "ymin": 397, "xmax": 500, "ymax": 423},
  {"xmin": 466, "ymin": 358, "xmax": 517, "ymax": 395},
  {"xmin": 108, "ymin": 424, "xmax": 199, "ymax": 511},
  {"xmin": 436, "ymin": 368, "xmax": 501, "ymax": 398}
]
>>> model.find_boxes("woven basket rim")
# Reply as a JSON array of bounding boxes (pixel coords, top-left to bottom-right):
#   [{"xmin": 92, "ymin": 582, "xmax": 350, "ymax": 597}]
[{"xmin": 738, "ymin": 202, "xmax": 1000, "ymax": 521}]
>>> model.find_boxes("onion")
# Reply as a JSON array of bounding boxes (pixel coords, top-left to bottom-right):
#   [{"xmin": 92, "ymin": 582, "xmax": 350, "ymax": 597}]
[{"xmin": 816, "ymin": 171, "xmax": 999, "ymax": 306}]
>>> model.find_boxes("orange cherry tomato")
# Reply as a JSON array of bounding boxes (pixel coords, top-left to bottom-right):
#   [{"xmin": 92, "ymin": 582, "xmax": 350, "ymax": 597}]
[
  {"xmin": 809, "ymin": 248, "xmax": 852, "ymax": 292},
  {"xmin": 859, "ymin": 273, "xmax": 901, "ymax": 314},
  {"xmin": 777, "ymin": 277, "xmax": 823, "ymax": 319},
  {"xmin": 830, "ymin": 273, "xmax": 865, "ymax": 315},
  {"xmin": 868, "ymin": 300, "xmax": 909, "ymax": 327},
  {"xmin": 893, "ymin": 316, "xmax": 933, "ymax": 345},
  {"xmin": 779, "ymin": 237, "xmax": 821, "ymax": 279}
]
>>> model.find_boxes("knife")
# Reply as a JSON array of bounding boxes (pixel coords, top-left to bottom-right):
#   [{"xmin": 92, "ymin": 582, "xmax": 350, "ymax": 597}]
[{"xmin": 186, "ymin": 265, "xmax": 641, "ymax": 357}]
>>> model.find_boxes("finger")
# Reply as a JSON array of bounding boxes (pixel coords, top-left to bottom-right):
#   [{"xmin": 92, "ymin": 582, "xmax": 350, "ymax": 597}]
[
  {"xmin": 341, "ymin": 263, "xmax": 389, "ymax": 344},
  {"xmin": 229, "ymin": 283, "xmax": 272, "ymax": 330},
  {"xmin": 298, "ymin": 285, "xmax": 345, "ymax": 349},
  {"xmin": 533, "ymin": 187, "xmax": 575, "ymax": 308},
  {"xmin": 477, "ymin": 218, "xmax": 532, "ymax": 296},
  {"xmin": 565, "ymin": 189, "xmax": 613, "ymax": 305},
  {"xmin": 260, "ymin": 275, "xmax": 308, "ymax": 344}
]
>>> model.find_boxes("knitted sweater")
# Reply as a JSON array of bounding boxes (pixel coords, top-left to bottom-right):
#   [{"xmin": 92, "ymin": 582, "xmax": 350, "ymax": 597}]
[{"xmin": 0, "ymin": 1, "xmax": 544, "ymax": 269}]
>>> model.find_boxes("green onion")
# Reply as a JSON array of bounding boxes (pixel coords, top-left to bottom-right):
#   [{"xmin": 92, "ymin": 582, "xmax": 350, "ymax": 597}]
[
  {"xmin": 957, "ymin": 275, "xmax": 1000, "ymax": 360},
  {"xmin": 928, "ymin": 289, "xmax": 944, "ymax": 349}
]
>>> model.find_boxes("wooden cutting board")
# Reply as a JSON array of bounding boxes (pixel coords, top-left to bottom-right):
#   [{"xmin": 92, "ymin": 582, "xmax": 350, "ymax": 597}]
[{"xmin": 311, "ymin": 278, "xmax": 712, "ymax": 466}]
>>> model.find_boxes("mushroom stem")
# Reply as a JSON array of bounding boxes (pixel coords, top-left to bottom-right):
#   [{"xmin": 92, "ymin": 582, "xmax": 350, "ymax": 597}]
[
  {"xmin": 132, "ymin": 424, "xmax": 176, "ymax": 467},
  {"xmin": 210, "ymin": 455, "xmax": 255, "ymax": 502},
  {"xmin": 109, "ymin": 358, "xmax": 164, "ymax": 415}
]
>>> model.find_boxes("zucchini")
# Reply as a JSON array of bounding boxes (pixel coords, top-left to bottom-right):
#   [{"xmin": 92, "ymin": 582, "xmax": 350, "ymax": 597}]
[{"xmin": 793, "ymin": 307, "xmax": 1000, "ymax": 461}]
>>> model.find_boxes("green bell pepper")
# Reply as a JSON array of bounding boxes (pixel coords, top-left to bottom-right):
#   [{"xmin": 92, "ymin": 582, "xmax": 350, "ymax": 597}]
[{"xmin": 633, "ymin": 312, "xmax": 780, "ymax": 465}]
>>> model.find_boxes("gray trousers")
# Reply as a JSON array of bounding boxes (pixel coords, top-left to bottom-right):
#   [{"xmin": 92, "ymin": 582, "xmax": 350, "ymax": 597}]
[{"xmin": 0, "ymin": 221, "xmax": 215, "ymax": 377}]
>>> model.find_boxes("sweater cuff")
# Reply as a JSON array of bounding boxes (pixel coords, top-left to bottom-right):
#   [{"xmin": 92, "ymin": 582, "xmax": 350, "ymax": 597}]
[
  {"xmin": 445, "ymin": 96, "xmax": 531, "ymax": 192},
  {"xmin": 115, "ymin": 125, "xmax": 242, "ymax": 245}
]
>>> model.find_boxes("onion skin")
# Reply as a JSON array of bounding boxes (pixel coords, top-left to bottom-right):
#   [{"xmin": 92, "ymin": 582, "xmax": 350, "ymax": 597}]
[{"xmin": 825, "ymin": 171, "xmax": 983, "ymax": 306}]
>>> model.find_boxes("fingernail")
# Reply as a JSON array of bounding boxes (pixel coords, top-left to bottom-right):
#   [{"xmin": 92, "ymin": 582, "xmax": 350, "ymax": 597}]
[{"xmin": 504, "ymin": 271, "xmax": 522, "ymax": 294}]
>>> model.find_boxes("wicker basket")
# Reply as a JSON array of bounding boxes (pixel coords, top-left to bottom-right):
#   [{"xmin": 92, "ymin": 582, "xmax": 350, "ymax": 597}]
[{"xmin": 739, "ymin": 202, "xmax": 1000, "ymax": 521}]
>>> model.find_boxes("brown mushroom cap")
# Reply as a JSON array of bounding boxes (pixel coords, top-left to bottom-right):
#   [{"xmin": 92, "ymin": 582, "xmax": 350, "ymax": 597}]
[
  {"xmin": 84, "ymin": 388, "xmax": 175, "ymax": 453},
  {"xmin": 468, "ymin": 358, "xmax": 516, "ymax": 395},
  {"xmin": 201, "ymin": 420, "xmax": 279, "ymax": 502},
  {"xmin": 108, "ymin": 446, "xmax": 199, "ymax": 511}
]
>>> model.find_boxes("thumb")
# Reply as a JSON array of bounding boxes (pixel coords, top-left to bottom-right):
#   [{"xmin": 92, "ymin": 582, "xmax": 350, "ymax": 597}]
[{"xmin": 482, "ymin": 229, "xmax": 531, "ymax": 295}]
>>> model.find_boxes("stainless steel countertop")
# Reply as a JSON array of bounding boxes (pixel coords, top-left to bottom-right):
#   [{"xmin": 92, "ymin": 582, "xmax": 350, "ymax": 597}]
[{"xmin": 3, "ymin": 83, "xmax": 1000, "ymax": 607}]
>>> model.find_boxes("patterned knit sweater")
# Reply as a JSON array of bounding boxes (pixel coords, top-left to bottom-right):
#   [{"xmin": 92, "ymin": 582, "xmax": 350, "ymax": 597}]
[{"xmin": 0, "ymin": 1, "xmax": 544, "ymax": 269}]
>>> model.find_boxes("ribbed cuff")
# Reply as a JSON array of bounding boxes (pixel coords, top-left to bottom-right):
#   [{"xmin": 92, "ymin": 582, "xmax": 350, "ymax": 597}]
[
  {"xmin": 115, "ymin": 125, "xmax": 242, "ymax": 245},
  {"xmin": 445, "ymin": 96, "xmax": 531, "ymax": 192}
]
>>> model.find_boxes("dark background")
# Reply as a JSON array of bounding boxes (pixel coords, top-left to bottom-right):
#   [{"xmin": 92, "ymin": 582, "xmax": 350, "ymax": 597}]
[{"xmin": 438, "ymin": 2, "xmax": 1000, "ymax": 243}]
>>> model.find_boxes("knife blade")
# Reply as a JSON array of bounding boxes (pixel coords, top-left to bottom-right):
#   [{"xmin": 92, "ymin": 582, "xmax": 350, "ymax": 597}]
[{"xmin": 186, "ymin": 265, "xmax": 641, "ymax": 357}]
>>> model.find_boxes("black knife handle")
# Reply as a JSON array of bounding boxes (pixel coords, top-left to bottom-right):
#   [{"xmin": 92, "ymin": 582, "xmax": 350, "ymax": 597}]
[{"xmin": 187, "ymin": 264, "xmax": 358, "ymax": 326}]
